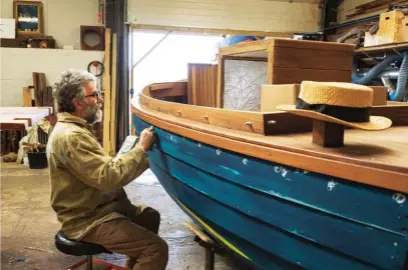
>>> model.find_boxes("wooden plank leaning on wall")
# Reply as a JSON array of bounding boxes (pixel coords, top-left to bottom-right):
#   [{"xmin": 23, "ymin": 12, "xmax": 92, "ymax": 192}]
[
  {"xmin": 103, "ymin": 28, "xmax": 112, "ymax": 155},
  {"xmin": 110, "ymin": 33, "xmax": 118, "ymax": 156}
]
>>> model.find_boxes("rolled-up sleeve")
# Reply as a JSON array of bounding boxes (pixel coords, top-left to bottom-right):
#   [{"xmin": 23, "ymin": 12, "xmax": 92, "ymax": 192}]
[{"xmin": 59, "ymin": 132, "xmax": 149, "ymax": 192}]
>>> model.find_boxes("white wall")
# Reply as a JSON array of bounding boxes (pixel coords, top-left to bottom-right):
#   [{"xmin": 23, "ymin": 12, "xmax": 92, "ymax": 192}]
[
  {"xmin": 0, "ymin": 48, "xmax": 104, "ymax": 106},
  {"xmin": 1, "ymin": 0, "xmax": 101, "ymax": 48},
  {"xmin": 128, "ymin": 0, "xmax": 322, "ymax": 33}
]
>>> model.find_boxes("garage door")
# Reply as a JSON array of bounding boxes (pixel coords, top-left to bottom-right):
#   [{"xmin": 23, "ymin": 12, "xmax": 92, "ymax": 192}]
[{"xmin": 128, "ymin": 0, "xmax": 322, "ymax": 33}]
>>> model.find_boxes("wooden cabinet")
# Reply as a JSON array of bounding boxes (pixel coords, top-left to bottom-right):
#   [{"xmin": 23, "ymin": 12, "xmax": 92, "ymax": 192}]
[{"xmin": 216, "ymin": 39, "xmax": 355, "ymax": 109}]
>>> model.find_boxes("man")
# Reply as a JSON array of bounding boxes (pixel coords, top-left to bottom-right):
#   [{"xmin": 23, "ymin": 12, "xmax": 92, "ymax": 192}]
[{"xmin": 47, "ymin": 69, "xmax": 168, "ymax": 270}]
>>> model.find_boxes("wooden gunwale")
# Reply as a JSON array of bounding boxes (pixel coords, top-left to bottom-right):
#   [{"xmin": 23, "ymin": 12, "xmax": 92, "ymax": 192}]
[{"xmin": 132, "ymin": 86, "xmax": 408, "ymax": 193}]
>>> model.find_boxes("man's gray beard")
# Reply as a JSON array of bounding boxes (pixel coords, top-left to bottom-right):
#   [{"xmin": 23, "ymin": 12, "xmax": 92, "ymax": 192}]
[
  {"xmin": 85, "ymin": 109, "xmax": 102, "ymax": 124},
  {"xmin": 95, "ymin": 109, "xmax": 103, "ymax": 122}
]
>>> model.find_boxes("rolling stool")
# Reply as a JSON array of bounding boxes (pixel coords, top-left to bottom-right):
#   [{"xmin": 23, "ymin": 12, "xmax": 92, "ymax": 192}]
[{"xmin": 55, "ymin": 230, "xmax": 112, "ymax": 270}]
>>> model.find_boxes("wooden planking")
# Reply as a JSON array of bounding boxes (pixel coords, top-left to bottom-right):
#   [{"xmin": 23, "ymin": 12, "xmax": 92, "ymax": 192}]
[
  {"xmin": 103, "ymin": 28, "xmax": 112, "ymax": 155},
  {"xmin": 128, "ymin": 0, "xmax": 320, "ymax": 33},
  {"xmin": 146, "ymin": 147, "xmax": 407, "ymax": 269},
  {"xmin": 187, "ymin": 63, "xmax": 217, "ymax": 107},
  {"xmin": 270, "ymin": 47, "xmax": 353, "ymax": 71},
  {"xmin": 268, "ymin": 38, "xmax": 355, "ymax": 52},
  {"xmin": 149, "ymin": 82, "xmax": 187, "ymax": 99},
  {"xmin": 150, "ymin": 86, "xmax": 186, "ymax": 99},
  {"xmin": 135, "ymin": 122, "xmax": 407, "ymax": 235},
  {"xmin": 150, "ymin": 82, "xmax": 186, "ymax": 91},
  {"xmin": 269, "ymin": 67, "xmax": 351, "ymax": 84},
  {"xmin": 149, "ymin": 161, "xmax": 390, "ymax": 270},
  {"xmin": 132, "ymin": 103, "xmax": 408, "ymax": 193}
]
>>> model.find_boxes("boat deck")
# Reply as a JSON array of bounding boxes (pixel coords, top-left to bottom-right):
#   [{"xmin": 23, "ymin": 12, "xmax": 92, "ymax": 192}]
[{"xmin": 133, "ymin": 103, "xmax": 408, "ymax": 193}]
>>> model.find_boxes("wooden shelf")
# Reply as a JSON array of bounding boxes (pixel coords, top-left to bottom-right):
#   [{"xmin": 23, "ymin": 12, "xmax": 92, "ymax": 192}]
[{"xmin": 355, "ymin": 42, "xmax": 408, "ymax": 54}]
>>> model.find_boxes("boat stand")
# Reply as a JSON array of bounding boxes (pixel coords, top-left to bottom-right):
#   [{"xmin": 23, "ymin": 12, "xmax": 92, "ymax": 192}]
[{"xmin": 185, "ymin": 222, "xmax": 225, "ymax": 270}]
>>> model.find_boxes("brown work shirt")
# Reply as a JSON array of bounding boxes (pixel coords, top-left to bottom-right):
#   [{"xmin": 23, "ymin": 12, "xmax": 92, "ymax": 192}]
[{"xmin": 47, "ymin": 112, "xmax": 149, "ymax": 239}]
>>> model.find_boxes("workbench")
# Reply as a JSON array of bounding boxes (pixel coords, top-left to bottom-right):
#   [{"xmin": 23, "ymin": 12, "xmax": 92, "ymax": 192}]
[{"xmin": 0, "ymin": 107, "xmax": 52, "ymax": 155}]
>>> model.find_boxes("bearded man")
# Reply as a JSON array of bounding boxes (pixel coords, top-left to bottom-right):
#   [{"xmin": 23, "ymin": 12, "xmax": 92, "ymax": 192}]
[{"xmin": 47, "ymin": 70, "xmax": 168, "ymax": 270}]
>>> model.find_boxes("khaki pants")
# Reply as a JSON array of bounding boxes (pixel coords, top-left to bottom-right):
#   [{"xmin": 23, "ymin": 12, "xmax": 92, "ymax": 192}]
[{"xmin": 82, "ymin": 206, "xmax": 168, "ymax": 270}]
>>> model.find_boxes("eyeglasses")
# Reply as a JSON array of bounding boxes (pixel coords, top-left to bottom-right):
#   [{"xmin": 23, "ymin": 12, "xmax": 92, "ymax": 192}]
[{"xmin": 84, "ymin": 91, "xmax": 101, "ymax": 99}]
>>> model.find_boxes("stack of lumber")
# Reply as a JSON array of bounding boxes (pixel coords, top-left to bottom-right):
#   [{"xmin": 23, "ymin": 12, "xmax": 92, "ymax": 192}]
[
  {"xmin": 346, "ymin": 0, "xmax": 408, "ymax": 20},
  {"xmin": 24, "ymin": 72, "xmax": 53, "ymax": 108},
  {"xmin": 0, "ymin": 107, "xmax": 52, "ymax": 155}
]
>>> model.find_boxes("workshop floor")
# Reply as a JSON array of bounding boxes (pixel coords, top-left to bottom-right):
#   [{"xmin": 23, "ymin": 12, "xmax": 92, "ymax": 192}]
[{"xmin": 1, "ymin": 162, "xmax": 246, "ymax": 270}]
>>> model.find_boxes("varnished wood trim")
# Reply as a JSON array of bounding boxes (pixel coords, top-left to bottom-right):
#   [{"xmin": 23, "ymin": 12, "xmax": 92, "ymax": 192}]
[
  {"xmin": 132, "ymin": 104, "xmax": 408, "ymax": 193},
  {"xmin": 223, "ymin": 56, "xmax": 267, "ymax": 62},
  {"xmin": 216, "ymin": 57, "xmax": 224, "ymax": 108},
  {"xmin": 141, "ymin": 85, "xmax": 315, "ymax": 135}
]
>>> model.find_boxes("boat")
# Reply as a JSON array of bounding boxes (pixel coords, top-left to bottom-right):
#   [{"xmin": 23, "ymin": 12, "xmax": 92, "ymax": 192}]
[{"xmin": 130, "ymin": 39, "xmax": 408, "ymax": 270}]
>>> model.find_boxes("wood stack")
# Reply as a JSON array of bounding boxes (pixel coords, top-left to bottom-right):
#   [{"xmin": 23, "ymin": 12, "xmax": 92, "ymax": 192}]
[
  {"xmin": 345, "ymin": 0, "xmax": 408, "ymax": 20},
  {"xmin": 30, "ymin": 73, "xmax": 53, "ymax": 107}
]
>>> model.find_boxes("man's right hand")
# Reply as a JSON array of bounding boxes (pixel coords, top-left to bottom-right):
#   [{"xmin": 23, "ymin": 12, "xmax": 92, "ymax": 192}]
[{"xmin": 138, "ymin": 126, "xmax": 156, "ymax": 153}]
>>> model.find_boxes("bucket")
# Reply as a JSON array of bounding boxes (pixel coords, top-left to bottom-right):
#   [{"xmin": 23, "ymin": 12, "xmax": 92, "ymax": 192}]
[{"xmin": 27, "ymin": 151, "xmax": 48, "ymax": 169}]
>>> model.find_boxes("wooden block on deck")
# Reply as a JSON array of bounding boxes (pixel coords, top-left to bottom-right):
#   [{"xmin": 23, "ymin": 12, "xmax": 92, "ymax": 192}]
[{"xmin": 312, "ymin": 120, "xmax": 345, "ymax": 147}]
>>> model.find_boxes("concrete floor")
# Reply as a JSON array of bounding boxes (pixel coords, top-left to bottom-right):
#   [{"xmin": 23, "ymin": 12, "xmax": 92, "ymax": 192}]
[{"xmin": 1, "ymin": 161, "xmax": 246, "ymax": 270}]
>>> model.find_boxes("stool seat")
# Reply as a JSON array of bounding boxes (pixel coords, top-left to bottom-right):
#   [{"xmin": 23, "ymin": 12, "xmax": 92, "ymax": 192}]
[{"xmin": 55, "ymin": 230, "xmax": 111, "ymax": 256}]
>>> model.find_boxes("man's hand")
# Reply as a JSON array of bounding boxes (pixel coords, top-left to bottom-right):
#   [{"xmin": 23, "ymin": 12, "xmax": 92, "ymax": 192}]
[{"xmin": 138, "ymin": 126, "xmax": 156, "ymax": 153}]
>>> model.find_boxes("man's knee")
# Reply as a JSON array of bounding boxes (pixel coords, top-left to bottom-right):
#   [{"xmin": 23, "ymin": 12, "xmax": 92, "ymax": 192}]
[
  {"xmin": 138, "ymin": 207, "xmax": 161, "ymax": 234},
  {"xmin": 145, "ymin": 236, "xmax": 168, "ymax": 261}
]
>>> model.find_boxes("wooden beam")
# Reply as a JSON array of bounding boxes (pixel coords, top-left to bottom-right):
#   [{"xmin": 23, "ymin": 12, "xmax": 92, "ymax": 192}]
[
  {"xmin": 216, "ymin": 57, "xmax": 224, "ymax": 108},
  {"xmin": 103, "ymin": 28, "xmax": 112, "ymax": 155},
  {"xmin": 131, "ymin": 24, "xmax": 293, "ymax": 38},
  {"xmin": 110, "ymin": 33, "xmax": 118, "ymax": 156}
]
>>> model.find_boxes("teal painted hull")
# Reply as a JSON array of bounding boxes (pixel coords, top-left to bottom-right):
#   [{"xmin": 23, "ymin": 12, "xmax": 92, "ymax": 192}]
[{"xmin": 133, "ymin": 116, "xmax": 408, "ymax": 270}]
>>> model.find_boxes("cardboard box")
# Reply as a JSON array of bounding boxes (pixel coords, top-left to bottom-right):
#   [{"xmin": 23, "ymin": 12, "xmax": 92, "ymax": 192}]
[
  {"xmin": 261, "ymin": 84, "xmax": 300, "ymax": 111},
  {"xmin": 261, "ymin": 84, "xmax": 387, "ymax": 112},
  {"xmin": 364, "ymin": 10, "xmax": 408, "ymax": 47}
]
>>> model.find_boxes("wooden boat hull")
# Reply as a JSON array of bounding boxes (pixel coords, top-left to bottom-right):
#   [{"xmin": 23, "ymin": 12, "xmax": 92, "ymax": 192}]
[{"xmin": 133, "ymin": 115, "xmax": 408, "ymax": 270}]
